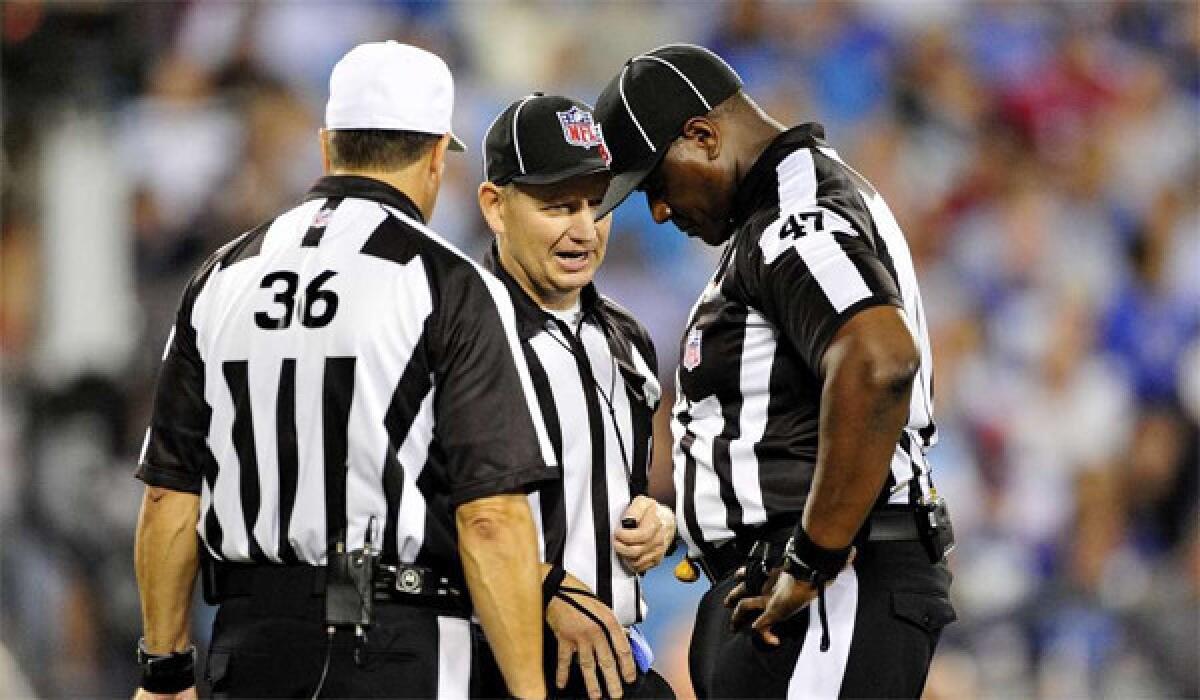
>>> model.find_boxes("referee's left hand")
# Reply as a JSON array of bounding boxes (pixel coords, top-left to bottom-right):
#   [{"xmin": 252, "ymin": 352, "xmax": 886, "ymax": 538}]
[
  {"xmin": 613, "ymin": 496, "xmax": 675, "ymax": 573},
  {"xmin": 729, "ymin": 571, "xmax": 817, "ymax": 646}
]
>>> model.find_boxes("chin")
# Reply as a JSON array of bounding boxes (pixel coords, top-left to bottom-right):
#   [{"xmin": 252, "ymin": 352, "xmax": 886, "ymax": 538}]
[
  {"xmin": 698, "ymin": 227, "xmax": 731, "ymax": 246},
  {"xmin": 553, "ymin": 271, "xmax": 594, "ymax": 292}
]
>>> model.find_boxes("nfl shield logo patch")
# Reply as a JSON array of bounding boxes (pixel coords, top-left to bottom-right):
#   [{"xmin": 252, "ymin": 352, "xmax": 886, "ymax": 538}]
[
  {"xmin": 557, "ymin": 106, "xmax": 607, "ymax": 156},
  {"xmin": 683, "ymin": 328, "xmax": 703, "ymax": 371},
  {"xmin": 312, "ymin": 207, "xmax": 334, "ymax": 228}
]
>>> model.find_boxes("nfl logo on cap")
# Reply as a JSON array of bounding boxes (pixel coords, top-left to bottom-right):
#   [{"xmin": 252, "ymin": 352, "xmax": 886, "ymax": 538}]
[{"xmin": 558, "ymin": 106, "xmax": 605, "ymax": 149}]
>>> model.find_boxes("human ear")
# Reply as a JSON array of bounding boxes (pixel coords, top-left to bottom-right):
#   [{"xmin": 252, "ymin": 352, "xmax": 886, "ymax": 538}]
[
  {"xmin": 319, "ymin": 128, "xmax": 332, "ymax": 173},
  {"xmin": 682, "ymin": 117, "xmax": 721, "ymax": 161},
  {"xmin": 477, "ymin": 181, "xmax": 506, "ymax": 238},
  {"xmin": 430, "ymin": 134, "xmax": 451, "ymax": 181}
]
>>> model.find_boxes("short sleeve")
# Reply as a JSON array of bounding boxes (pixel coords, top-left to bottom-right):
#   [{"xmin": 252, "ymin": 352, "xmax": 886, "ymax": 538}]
[
  {"xmin": 135, "ymin": 310, "xmax": 211, "ymax": 495},
  {"xmin": 430, "ymin": 267, "xmax": 557, "ymax": 506},
  {"xmin": 743, "ymin": 206, "xmax": 901, "ymax": 375}
]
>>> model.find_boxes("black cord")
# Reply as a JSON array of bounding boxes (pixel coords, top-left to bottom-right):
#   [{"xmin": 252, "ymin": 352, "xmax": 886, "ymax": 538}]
[
  {"xmin": 545, "ymin": 318, "xmax": 637, "ymax": 488},
  {"xmin": 553, "ymin": 588, "xmax": 618, "ymax": 659}
]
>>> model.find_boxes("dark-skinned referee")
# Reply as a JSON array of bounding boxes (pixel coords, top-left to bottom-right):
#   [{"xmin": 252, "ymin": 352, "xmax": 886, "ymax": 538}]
[{"xmin": 592, "ymin": 44, "xmax": 957, "ymax": 699}]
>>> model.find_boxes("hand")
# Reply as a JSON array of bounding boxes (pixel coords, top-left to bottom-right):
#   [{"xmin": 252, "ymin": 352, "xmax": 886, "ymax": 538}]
[
  {"xmin": 723, "ymin": 563, "xmax": 782, "ymax": 618},
  {"xmin": 729, "ymin": 569, "xmax": 817, "ymax": 646},
  {"xmin": 613, "ymin": 497, "xmax": 675, "ymax": 573},
  {"xmin": 724, "ymin": 550, "xmax": 855, "ymax": 646},
  {"xmin": 546, "ymin": 574, "xmax": 637, "ymax": 699},
  {"xmin": 134, "ymin": 687, "xmax": 197, "ymax": 700}
]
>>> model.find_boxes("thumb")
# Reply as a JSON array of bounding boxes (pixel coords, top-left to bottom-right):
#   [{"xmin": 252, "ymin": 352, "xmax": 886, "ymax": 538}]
[
  {"xmin": 622, "ymin": 495, "xmax": 653, "ymax": 521},
  {"xmin": 751, "ymin": 604, "xmax": 781, "ymax": 646}
]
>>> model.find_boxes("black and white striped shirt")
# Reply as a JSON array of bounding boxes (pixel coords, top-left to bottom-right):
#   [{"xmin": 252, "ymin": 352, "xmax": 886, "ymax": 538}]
[
  {"xmin": 137, "ymin": 175, "xmax": 557, "ymax": 582},
  {"xmin": 483, "ymin": 247, "xmax": 660, "ymax": 625},
  {"xmin": 673, "ymin": 124, "xmax": 938, "ymax": 558}
]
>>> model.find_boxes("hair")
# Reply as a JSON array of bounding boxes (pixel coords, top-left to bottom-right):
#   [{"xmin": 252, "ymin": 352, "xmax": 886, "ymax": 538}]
[{"xmin": 327, "ymin": 129, "xmax": 441, "ymax": 170}]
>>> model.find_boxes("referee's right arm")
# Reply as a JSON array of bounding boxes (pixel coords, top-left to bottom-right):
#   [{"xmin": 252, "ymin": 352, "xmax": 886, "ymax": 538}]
[
  {"xmin": 134, "ymin": 271, "xmax": 214, "ymax": 697},
  {"xmin": 433, "ymin": 266, "xmax": 556, "ymax": 700},
  {"xmin": 457, "ymin": 495, "xmax": 544, "ymax": 699}
]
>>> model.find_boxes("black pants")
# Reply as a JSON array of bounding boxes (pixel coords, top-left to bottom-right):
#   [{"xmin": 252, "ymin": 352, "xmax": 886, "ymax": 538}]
[
  {"xmin": 690, "ymin": 541, "xmax": 955, "ymax": 699},
  {"xmin": 471, "ymin": 625, "xmax": 675, "ymax": 699},
  {"xmin": 202, "ymin": 593, "xmax": 474, "ymax": 698}
]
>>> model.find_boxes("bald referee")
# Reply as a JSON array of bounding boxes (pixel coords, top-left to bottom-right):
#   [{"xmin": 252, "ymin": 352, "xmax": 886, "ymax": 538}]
[
  {"xmin": 133, "ymin": 42, "xmax": 552, "ymax": 699},
  {"xmin": 593, "ymin": 44, "xmax": 956, "ymax": 699}
]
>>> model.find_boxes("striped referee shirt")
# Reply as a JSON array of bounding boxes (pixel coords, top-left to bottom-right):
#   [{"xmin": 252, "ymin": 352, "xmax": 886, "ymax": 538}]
[
  {"xmin": 483, "ymin": 246, "xmax": 661, "ymax": 625},
  {"xmin": 136, "ymin": 175, "xmax": 557, "ymax": 583},
  {"xmin": 673, "ymin": 123, "xmax": 939, "ymax": 558}
]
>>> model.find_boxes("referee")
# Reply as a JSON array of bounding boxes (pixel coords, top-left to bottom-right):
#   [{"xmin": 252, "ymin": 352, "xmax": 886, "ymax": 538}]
[
  {"xmin": 133, "ymin": 42, "xmax": 553, "ymax": 700},
  {"xmin": 593, "ymin": 45, "xmax": 956, "ymax": 698},
  {"xmin": 473, "ymin": 94, "xmax": 675, "ymax": 700}
]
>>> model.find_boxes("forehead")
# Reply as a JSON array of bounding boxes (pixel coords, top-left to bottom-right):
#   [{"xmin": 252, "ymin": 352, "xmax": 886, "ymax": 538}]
[{"xmin": 515, "ymin": 172, "xmax": 611, "ymax": 202}]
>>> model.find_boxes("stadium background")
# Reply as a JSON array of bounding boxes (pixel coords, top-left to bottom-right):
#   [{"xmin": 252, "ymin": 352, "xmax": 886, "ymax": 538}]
[{"xmin": 1, "ymin": 1, "xmax": 1197, "ymax": 697}]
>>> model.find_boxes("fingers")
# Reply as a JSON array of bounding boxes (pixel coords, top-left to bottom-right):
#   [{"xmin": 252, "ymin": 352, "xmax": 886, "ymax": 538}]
[
  {"xmin": 613, "ymin": 512, "xmax": 661, "ymax": 547},
  {"xmin": 616, "ymin": 544, "xmax": 667, "ymax": 573},
  {"xmin": 723, "ymin": 579, "xmax": 749, "ymax": 608},
  {"xmin": 575, "ymin": 643, "xmax": 605, "ymax": 700},
  {"xmin": 729, "ymin": 593, "xmax": 770, "ymax": 632},
  {"xmin": 551, "ymin": 591, "xmax": 636, "ymax": 697},
  {"xmin": 748, "ymin": 595, "xmax": 787, "ymax": 648},
  {"xmin": 751, "ymin": 610, "xmax": 782, "ymax": 646},
  {"xmin": 593, "ymin": 638, "xmax": 626, "ymax": 699},
  {"xmin": 610, "ymin": 626, "xmax": 637, "ymax": 684},
  {"xmin": 556, "ymin": 640, "xmax": 574, "ymax": 689},
  {"xmin": 751, "ymin": 574, "xmax": 815, "ymax": 646},
  {"xmin": 621, "ymin": 495, "xmax": 656, "ymax": 523}
]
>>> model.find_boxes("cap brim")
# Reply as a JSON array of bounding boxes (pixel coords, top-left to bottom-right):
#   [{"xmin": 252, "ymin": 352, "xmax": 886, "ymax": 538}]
[
  {"xmin": 509, "ymin": 161, "xmax": 609, "ymax": 186},
  {"xmin": 448, "ymin": 132, "xmax": 467, "ymax": 152},
  {"xmin": 594, "ymin": 150, "xmax": 666, "ymax": 220}
]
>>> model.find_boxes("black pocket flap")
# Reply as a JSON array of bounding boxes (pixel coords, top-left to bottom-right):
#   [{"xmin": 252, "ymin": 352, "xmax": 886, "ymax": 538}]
[{"xmin": 891, "ymin": 592, "xmax": 957, "ymax": 633}]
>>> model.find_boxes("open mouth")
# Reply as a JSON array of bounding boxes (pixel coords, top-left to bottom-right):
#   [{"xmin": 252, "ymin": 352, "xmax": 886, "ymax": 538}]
[{"xmin": 554, "ymin": 249, "xmax": 591, "ymax": 272}]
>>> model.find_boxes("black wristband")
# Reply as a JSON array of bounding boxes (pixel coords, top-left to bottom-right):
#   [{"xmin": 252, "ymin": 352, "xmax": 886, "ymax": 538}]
[
  {"xmin": 788, "ymin": 526, "xmax": 852, "ymax": 580},
  {"xmin": 542, "ymin": 565, "xmax": 567, "ymax": 609},
  {"xmin": 137, "ymin": 639, "xmax": 196, "ymax": 693}
]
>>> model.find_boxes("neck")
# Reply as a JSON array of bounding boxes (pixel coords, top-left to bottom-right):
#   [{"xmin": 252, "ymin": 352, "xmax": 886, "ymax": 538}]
[
  {"xmin": 497, "ymin": 246, "xmax": 580, "ymax": 311},
  {"xmin": 731, "ymin": 106, "xmax": 786, "ymax": 192},
  {"xmin": 330, "ymin": 166, "xmax": 432, "ymax": 220}
]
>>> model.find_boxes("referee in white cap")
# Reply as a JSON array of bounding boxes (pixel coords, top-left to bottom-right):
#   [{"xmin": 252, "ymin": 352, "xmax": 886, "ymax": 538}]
[{"xmin": 133, "ymin": 41, "xmax": 553, "ymax": 699}]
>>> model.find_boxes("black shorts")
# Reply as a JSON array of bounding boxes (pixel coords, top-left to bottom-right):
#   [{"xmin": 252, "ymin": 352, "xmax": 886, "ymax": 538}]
[{"xmin": 690, "ymin": 540, "xmax": 955, "ymax": 699}]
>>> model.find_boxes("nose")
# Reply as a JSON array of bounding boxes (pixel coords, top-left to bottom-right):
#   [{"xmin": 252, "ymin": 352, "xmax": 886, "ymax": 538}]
[
  {"xmin": 569, "ymin": 206, "xmax": 599, "ymax": 240},
  {"xmin": 648, "ymin": 195, "xmax": 672, "ymax": 225}
]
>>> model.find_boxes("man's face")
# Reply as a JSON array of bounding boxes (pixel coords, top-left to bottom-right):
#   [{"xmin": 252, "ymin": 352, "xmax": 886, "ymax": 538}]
[
  {"xmin": 640, "ymin": 133, "xmax": 733, "ymax": 246},
  {"xmin": 496, "ymin": 172, "xmax": 612, "ymax": 309}
]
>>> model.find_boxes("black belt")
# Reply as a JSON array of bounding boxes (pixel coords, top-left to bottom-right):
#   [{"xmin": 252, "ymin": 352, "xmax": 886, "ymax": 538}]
[
  {"xmin": 697, "ymin": 508, "xmax": 923, "ymax": 584},
  {"xmin": 206, "ymin": 562, "xmax": 469, "ymax": 615}
]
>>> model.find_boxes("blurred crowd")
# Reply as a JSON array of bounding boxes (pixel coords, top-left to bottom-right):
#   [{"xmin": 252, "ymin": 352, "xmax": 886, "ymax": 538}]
[{"xmin": 1, "ymin": 1, "xmax": 1197, "ymax": 698}]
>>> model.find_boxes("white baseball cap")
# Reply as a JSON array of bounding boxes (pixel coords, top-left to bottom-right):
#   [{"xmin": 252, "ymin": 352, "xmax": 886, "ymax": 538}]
[{"xmin": 325, "ymin": 41, "xmax": 466, "ymax": 152}]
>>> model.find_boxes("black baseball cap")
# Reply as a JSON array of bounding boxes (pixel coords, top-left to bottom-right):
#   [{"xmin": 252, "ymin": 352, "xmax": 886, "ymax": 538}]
[
  {"xmin": 483, "ymin": 93, "xmax": 611, "ymax": 185},
  {"xmin": 593, "ymin": 44, "xmax": 743, "ymax": 218}
]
